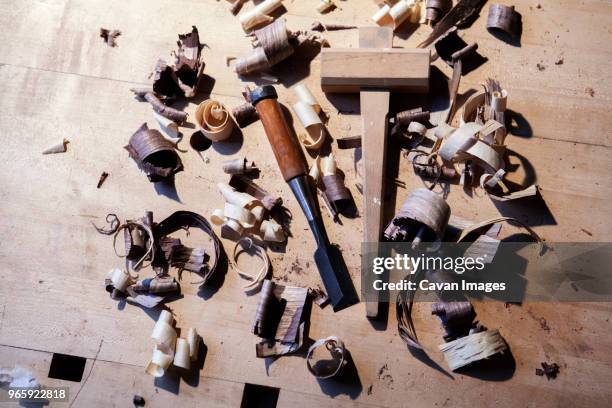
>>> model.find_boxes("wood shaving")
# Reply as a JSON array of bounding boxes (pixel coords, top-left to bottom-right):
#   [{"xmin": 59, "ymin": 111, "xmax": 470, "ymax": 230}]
[
  {"xmin": 418, "ymin": 0, "xmax": 487, "ymax": 48},
  {"xmin": 310, "ymin": 21, "xmax": 357, "ymax": 31},
  {"xmin": 235, "ymin": 19, "xmax": 294, "ymax": 75},
  {"xmin": 232, "ymin": 102, "xmax": 259, "ymax": 128},
  {"xmin": 152, "ymin": 26, "xmax": 205, "ymax": 99},
  {"xmin": 229, "ymin": 0, "xmax": 247, "ymax": 15},
  {"xmin": 253, "ymin": 279, "xmax": 308, "ymax": 357},
  {"xmin": 145, "ymin": 311, "xmax": 200, "ymax": 376},
  {"xmin": 238, "ymin": 0, "xmax": 284, "ymax": 32},
  {"xmin": 99, "ymin": 28, "xmax": 121, "ymax": 47},
  {"xmin": 130, "ymin": 88, "xmax": 188, "ymax": 124},
  {"xmin": 153, "ymin": 211, "xmax": 222, "ymax": 285},
  {"xmin": 195, "ymin": 99, "xmax": 235, "ymax": 142},
  {"xmin": 316, "ymin": 0, "xmax": 336, "ymax": 14},
  {"xmin": 439, "ymin": 329, "xmax": 507, "ymax": 370},
  {"xmin": 306, "ymin": 336, "xmax": 347, "ymax": 379},
  {"xmin": 42, "ymin": 138, "xmax": 69, "ymax": 155},
  {"xmin": 384, "ymin": 188, "xmax": 451, "ymax": 244},
  {"xmin": 292, "ymin": 84, "xmax": 326, "ymax": 150},
  {"xmin": 222, "ymin": 157, "xmax": 258, "ymax": 175},
  {"xmin": 97, "ymin": 172, "xmax": 109, "ymax": 188},
  {"xmin": 124, "ymin": 123, "xmax": 183, "ymax": 182},
  {"xmin": 228, "ymin": 175, "xmax": 282, "ymax": 211},
  {"xmin": 233, "ymin": 237, "xmax": 270, "ymax": 292},
  {"xmin": 486, "ymin": 4, "xmax": 520, "ymax": 40},
  {"xmin": 425, "ymin": 0, "xmax": 452, "ymax": 25},
  {"xmin": 373, "ymin": 0, "xmax": 419, "ymax": 29},
  {"xmin": 212, "ymin": 183, "xmax": 285, "ymax": 242}
]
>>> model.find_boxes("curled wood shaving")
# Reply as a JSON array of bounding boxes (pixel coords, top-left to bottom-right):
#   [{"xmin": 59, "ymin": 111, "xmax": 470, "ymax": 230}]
[
  {"xmin": 432, "ymin": 301, "xmax": 475, "ymax": 341},
  {"xmin": 152, "ymin": 59, "xmax": 184, "ymax": 99},
  {"xmin": 146, "ymin": 311, "xmax": 200, "ymax": 376},
  {"xmin": 232, "ymin": 102, "xmax": 259, "ymax": 128},
  {"xmin": 229, "ymin": 175, "xmax": 282, "ymax": 211},
  {"xmin": 487, "ymin": 4, "xmax": 520, "ymax": 40},
  {"xmin": 158, "ymin": 236, "xmax": 182, "ymax": 262},
  {"xmin": 253, "ymin": 279, "xmax": 308, "ymax": 357},
  {"xmin": 439, "ymin": 329, "xmax": 507, "ymax": 370},
  {"xmin": 292, "ymin": 84, "xmax": 326, "ymax": 150},
  {"xmin": 418, "ymin": 0, "xmax": 487, "ymax": 48},
  {"xmin": 112, "ymin": 219, "xmax": 156, "ymax": 272},
  {"xmin": 306, "ymin": 336, "xmax": 347, "ymax": 379},
  {"xmin": 229, "ymin": 0, "xmax": 247, "ymax": 15},
  {"xmin": 457, "ymin": 216, "xmax": 544, "ymax": 253},
  {"xmin": 425, "ymin": 0, "xmax": 452, "ymax": 25},
  {"xmin": 409, "ymin": 150, "xmax": 457, "ymax": 184},
  {"xmin": 397, "ymin": 108, "xmax": 430, "ymax": 127},
  {"xmin": 384, "ymin": 188, "xmax": 451, "ymax": 244},
  {"xmin": 238, "ymin": 0, "xmax": 284, "ymax": 32},
  {"xmin": 109, "ymin": 268, "xmax": 134, "ymax": 293},
  {"xmin": 146, "ymin": 311, "xmax": 177, "ymax": 376},
  {"xmin": 174, "ymin": 26, "xmax": 204, "ymax": 98},
  {"xmin": 319, "ymin": 154, "xmax": 350, "ymax": 205},
  {"xmin": 124, "ymin": 123, "xmax": 183, "ymax": 182},
  {"xmin": 152, "ymin": 26, "xmax": 205, "ymax": 99},
  {"xmin": 42, "ymin": 138, "xmax": 69, "ymax": 155},
  {"xmin": 92, "ymin": 213, "xmax": 120, "ymax": 235},
  {"xmin": 222, "ymin": 157, "xmax": 258, "ymax": 175},
  {"xmin": 153, "ymin": 211, "xmax": 222, "ymax": 285},
  {"xmin": 233, "ymin": 237, "xmax": 270, "ymax": 292},
  {"xmin": 316, "ymin": 0, "xmax": 336, "ymax": 14},
  {"xmin": 168, "ymin": 246, "xmax": 209, "ymax": 277},
  {"xmin": 133, "ymin": 276, "xmax": 179, "ymax": 294},
  {"xmin": 292, "ymin": 29, "xmax": 329, "ymax": 48},
  {"xmin": 235, "ymin": 19, "xmax": 294, "ymax": 75},
  {"xmin": 99, "ymin": 28, "xmax": 121, "ymax": 47},
  {"xmin": 373, "ymin": 0, "xmax": 420, "ymax": 29},
  {"xmin": 396, "ymin": 274, "xmax": 424, "ymax": 349},
  {"xmin": 212, "ymin": 183, "xmax": 285, "ymax": 242},
  {"xmin": 195, "ymin": 99, "xmax": 235, "ymax": 142},
  {"xmin": 440, "ymin": 79, "xmax": 539, "ymax": 200},
  {"xmin": 397, "ymin": 215, "xmax": 538, "ymax": 351},
  {"xmin": 310, "ymin": 21, "xmax": 357, "ymax": 32},
  {"xmin": 130, "ymin": 88, "xmax": 188, "ymax": 124},
  {"xmin": 153, "ymin": 112, "xmax": 180, "ymax": 142}
]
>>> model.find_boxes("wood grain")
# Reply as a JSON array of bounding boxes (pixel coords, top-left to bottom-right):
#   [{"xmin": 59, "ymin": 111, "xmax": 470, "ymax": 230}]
[
  {"xmin": 320, "ymin": 48, "xmax": 430, "ymax": 93},
  {"xmin": 0, "ymin": 0, "xmax": 611, "ymax": 407},
  {"xmin": 357, "ymin": 27, "xmax": 394, "ymax": 319}
]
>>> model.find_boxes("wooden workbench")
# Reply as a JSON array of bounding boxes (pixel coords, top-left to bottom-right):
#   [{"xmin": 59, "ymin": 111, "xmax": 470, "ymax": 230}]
[{"xmin": 0, "ymin": 0, "xmax": 611, "ymax": 406}]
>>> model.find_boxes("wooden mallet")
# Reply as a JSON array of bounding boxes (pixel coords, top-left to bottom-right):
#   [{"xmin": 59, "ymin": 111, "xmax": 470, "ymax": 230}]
[{"xmin": 320, "ymin": 26, "xmax": 431, "ymax": 318}]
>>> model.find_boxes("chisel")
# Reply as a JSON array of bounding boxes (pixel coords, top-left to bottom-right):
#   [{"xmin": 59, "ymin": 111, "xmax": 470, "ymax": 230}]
[{"xmin": 250, "ymin": 85, "xmax": 358, "ymax": 311}]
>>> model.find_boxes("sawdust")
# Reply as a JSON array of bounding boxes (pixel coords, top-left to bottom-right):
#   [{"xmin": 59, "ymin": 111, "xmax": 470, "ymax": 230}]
[
  {"xmin": 377, "ymin": 363, "xmax": 394, "ymax": 389},
  {"xmin": 527, "ymin": 308, "xmax": 551, "ymax": 332}
]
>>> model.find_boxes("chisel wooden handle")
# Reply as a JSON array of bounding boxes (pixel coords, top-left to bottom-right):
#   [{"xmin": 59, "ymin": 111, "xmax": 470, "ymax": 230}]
[{"xmin": 251, "ymin": 86, "xmax": 307, "ymax": 182}]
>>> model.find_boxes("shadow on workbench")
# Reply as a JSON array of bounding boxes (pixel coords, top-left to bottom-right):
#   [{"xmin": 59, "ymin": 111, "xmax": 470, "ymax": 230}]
[
  {"xmin": 171, "ymin": 73, "xmax": 217, "ymax": 112},
  {"xmin": 456, "ymin": 343, "xmax": 516, "ymax": 381},
  {"xmin": 198, "ymin": 244, "xmax": 229, "ymax": 300},
  {"xmin": 394, "ymin": 22, "xmax": 421, "ymax": 41},
  {"xmin": 212, "ymin": 126, "xmax": 245, "ymax": 156},
  {"xmin": 274, "ymin": 36, "xmax": 324, "ymax": 88},
  {"xmin": 409, "ymin": 347, "xmax": 454, "ymax": 380},
  {"xmin": 154, "ymin": 177, "xmax": 181, "ymax": 203},
  {"xmin": 315, "ymin": 350, "xmax": 363, "ymax": 400}
]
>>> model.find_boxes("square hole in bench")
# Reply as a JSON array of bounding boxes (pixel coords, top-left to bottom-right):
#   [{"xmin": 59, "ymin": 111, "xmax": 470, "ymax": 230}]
[
  {"xmin": 48, "ymin": 353, "xmax": 86, "ymax": 382},
  {"xmin": 240, "ymin": 383, "xmax": 280, "ymax": 408}
]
